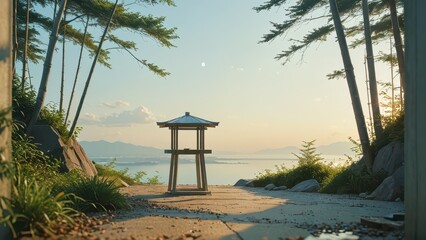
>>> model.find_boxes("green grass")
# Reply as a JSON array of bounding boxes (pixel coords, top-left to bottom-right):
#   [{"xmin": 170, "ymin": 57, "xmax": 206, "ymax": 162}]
[
  {"xmin": 57, "ymin": 176, "xmax": 130, "ymax": 212},
  {"xmin": 0, "ymin": 168, "xmax": 78, "ymax": 238}
]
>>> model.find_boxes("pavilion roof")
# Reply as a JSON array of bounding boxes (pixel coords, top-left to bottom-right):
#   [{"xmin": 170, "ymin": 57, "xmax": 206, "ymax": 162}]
[{"xmin": 157, "ymin": 112, "xmax": 219, "ymax": 128}]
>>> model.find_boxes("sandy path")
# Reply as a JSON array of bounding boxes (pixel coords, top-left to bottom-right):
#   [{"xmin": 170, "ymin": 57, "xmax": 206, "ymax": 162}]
[{"xmin": 95, "ymin": 185, "xmax": 404, "ymax": 240}]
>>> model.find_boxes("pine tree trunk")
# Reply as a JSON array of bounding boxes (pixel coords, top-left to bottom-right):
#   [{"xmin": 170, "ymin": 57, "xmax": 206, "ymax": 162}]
[
  {"xmin": 0, "ymin": 0, "xmax": 13, "ymax": 238},
  {"xmin": 65, "ymin": 15, "xmax": 89, "ymax": 124},
  {"xmin": 388, "ymin": 0, "xmax": 405, "ymax": 94},
  {"xmin": 60, "ymin": 12, "xmax": 66, "ymax": 112},
  {"xmin": 12, "ymin": 0, "xmax": 17, "ymax": 76},
  {"xmin": 328, "ymin": 0, "xmax": 373, "ymax": 173},
  {"xmin": 21, "ymin": 0, "xmax": 30, "ymax": 92},
  {"xmin": 362, "ymin": 0, "xmax": 383, "ymax": 138},
  {"xmin": 26, "ymin": 0, "xmax": 68, "ymax": 134},
  {"xmin": 68, "ymin": 0, "xmax": 119, "ymax": 138}
]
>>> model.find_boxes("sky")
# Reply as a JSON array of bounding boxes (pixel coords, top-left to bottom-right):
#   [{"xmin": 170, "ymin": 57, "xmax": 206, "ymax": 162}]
[{"xmin": 28, "ymin": 0, "xmax": 397, "ymax": 152}]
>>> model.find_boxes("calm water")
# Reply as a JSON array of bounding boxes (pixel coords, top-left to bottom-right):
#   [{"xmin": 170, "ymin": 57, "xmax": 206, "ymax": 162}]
[{"xmin": 93, "ymin": 154, "xmax": 346, "ymax": 185}]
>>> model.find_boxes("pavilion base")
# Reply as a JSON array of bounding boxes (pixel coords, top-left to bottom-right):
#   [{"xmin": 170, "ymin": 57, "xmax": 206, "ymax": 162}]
[{"xmin": 167, "ymin": 188, "xmax": 211, "ymax": 195}]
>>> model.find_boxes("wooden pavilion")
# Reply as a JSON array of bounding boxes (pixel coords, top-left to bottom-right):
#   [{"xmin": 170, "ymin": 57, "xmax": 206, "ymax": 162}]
[{"xmin": 157, "ymin": 112, "xmax": 219, "ymax": 195}]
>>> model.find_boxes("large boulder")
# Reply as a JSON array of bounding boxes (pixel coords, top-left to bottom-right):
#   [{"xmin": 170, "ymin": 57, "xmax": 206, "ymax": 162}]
[
  {"xmin": 368, "ymin": 166, "xmax": 404, "ymax": 201},
  {"xmin": 30, "ymin": 125, "xmax": 97, "ymax": 177},
  {"xmin": 290, "ymin": 179, "xmax": 320, "ymax": 192},
  {"xmin": 373, "ymin": 141, "xmax": 404, "ymax": 176}
]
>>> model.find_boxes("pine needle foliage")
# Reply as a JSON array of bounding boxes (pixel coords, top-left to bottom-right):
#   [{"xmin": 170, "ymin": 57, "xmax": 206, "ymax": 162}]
[
  {"xmin": 255, "ymin": 0, "xmax": 404, "ymax": 64},
  {"xmin": 292, "ymin": 140, "xmax": 324, "ymax": 165}
]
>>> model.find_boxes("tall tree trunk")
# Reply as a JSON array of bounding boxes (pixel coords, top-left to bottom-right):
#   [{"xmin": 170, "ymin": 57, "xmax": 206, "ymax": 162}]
[
  {"xmin": 21, "ymin": 0, "xmax": 30, "ymax": 92},
  {"xmin": 0, "ymin": 0, "xmax": 13, "ymax": 238},
  {"xmin": 68, "ymin": 0, "xmax": 119, "ymax": 138},
  {"xmin": 12, "ymin": 0, "xmax": 17, "ymax": 76},
  {"xmin": 60, "ymin": 12, "xmax": 66, "ymax": 112},
  {"xmin": 405, "ymin": 0, "xmax": 426, "ymax": 237},
  {"xmin": 53, "ymin": 0, "xmax": 58, "ymax": 22},
  {"xmin": 362, "ymin": 0, "xmax": 383, "ymax": 138},
  {"xmin": 26, "ymin": 0, "xmax": 68, "ymax": 134},
  {"xmin": 388, "ymin": 0, "xmax": 405, "ymax": 96},
  {"xmin": 328, "ymin": 0, "xmax": 373, "ymax": 173},
  {"xmin": 65, "ymin": 15, "xmax": 89, "ymax": 124}
]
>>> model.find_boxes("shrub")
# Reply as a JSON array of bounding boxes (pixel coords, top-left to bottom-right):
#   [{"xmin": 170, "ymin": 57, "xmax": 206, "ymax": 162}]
[
  {"xmin": 58, "ymin": 176, "xmax": 130, "ymax": 212},
  {"xmin": 320, "ymin": 162, "xmax": 386, "ymax": 194},
  {"xmin": 253, "ymin": 140, "xmax": 335, "ymax": 188},
  {"xmin": 275, "ymin": 163, "xmax": 336, "ymax": 188},
  {"xmin": 371, "ymin": 113, "xmax": 404, "ymax": 154},
  {"xmin": 95, "ymin": 159, "xmax": 162, "ymax": 185}
]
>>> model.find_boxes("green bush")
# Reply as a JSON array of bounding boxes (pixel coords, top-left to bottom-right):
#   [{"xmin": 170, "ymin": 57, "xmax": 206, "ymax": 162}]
[
  {"xmin": 12, "ymin": 76, "xmax": 73, "ymax": 140},
  {"xmin": 320, "ymin": 162, "xmax": 386, "ymax": 194},
  {"xmin": 276, "ymin": 163, "xmax": 336, "ymax": 188},
  {"xmin": 58, "ymin": 176, "xmax": 130, "ymax": 212},
  {"xmin": 371, "ymin": 113, "xmax": 404, "ymax": 154},
  {"xmin": 253, "ymin": 162, "xmax": 337, "ymax": 188},
  {"xmin": 253, "ymin": 140, "xmax": 335, "ymax": 188},
  {"xmin": 95, "ymin": 159, "xmax": 162, "ymax": 185}
]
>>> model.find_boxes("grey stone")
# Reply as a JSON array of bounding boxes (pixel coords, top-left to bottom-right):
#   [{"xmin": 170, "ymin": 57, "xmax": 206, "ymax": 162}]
[
  {"xmin": 245, "ymin": 180, "xmax": 255, "ymax": 187},
  {"xmin": 373, "ymin": 141, "xmax": 404, "ymax": 176},
  {"xmin": 359, "ymin": 192, "xmax": 368, "ymax": 198},
  {"xmin": 272, "ymin": 185, "xmax": 288, "ymax": 191},
  {"xmin": 368, "ymin": 166, "xmax": 404, "ymax": 201},
  {"xmin": 30, "ymin": 125, "xmax": 97, "ymax": 177},
  {"xmin": 234, "ymin": 179, "xmax": 252, "ymax": 186},
  {"xmin": 264, "ymin": 183, "xmax": 276, "ymax": 190},
  {"xmin": 290, "ymin": 179, "xmax": 320, "ymax": 192}
]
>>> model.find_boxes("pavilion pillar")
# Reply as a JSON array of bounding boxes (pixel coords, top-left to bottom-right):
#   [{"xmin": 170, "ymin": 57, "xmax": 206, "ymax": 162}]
[
  {"xmin": 195, "ymin": 128, "xmax": 201, "ymax": 188},
  {"xmin": 158, "ymin": 112, "xmax": 218, "ymax": 195}
]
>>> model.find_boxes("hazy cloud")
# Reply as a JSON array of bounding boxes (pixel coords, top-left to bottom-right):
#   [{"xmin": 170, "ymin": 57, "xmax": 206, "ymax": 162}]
[
  {"xmin": 79, "ymin": 113, "xmax": 102, "ymax": 125},
  {"xmin": 100, "ymin": 100, "xmax": 130, "ymax": 109},
  {"xmin": 80, "ymin": 106, "xmax": 156, "ymax": 126},
  {"xmin": 103, "ymin": 106, "xmax": 156, "ymax": 125}
]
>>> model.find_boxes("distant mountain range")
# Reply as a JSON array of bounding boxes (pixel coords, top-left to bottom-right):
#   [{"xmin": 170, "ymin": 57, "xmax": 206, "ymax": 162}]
[
  {"xmin": 254, "ymin": 141, "xmax": 353, "ymax": 156},
  {"xmin": 80, "ymin": 140, "xmax": 163, "ymax": 157},
  {"xmin": 80, "ymin": 140, "xmax": 354, "ymax": 158}
]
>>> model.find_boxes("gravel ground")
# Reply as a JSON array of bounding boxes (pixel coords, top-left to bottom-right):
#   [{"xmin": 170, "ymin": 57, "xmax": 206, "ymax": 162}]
[{"xmin": 39, "ymin": 185, "xmax": 404, "ymax": 240}]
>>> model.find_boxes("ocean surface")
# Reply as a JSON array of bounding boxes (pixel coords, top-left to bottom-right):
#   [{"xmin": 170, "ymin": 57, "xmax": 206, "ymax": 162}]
[{"xmin": 93, "ymin": 154, "xmax": 347, "ymax": 185}]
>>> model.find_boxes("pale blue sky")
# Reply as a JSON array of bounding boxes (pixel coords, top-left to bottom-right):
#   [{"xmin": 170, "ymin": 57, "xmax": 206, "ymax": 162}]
[{"xmin": 28, "ymin": 0, "xmax": 396, "ymax": 152}]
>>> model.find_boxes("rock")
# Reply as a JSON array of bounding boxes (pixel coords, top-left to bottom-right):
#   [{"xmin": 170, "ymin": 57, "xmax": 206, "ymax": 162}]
[
  {"xmin": 272, "ymin": 185, "xmax": 288, "ymax": 191},
  {"xmin": 290, "ymin": 179, "xmax": 320, "ymax": 192},
  {"xmin": 373, "ymin": 141, "xmax": 404, "ymax": 176},
  {"xmin": 264, "ymin": 183, "xmax": 276, "ymax": 190},
  {"xmin": 359, "ymin": 192, "xmax": 368, "ymax": 198},
  {"xmin": 368, "ymin": 166, "xmax": 404, "ymax": 201},
  {"xmin": 30, "ymin": 124, "xmax": 97, "ymax": 177},
  {"xmin": 234, "ymin": 179, "xmax": 252, "ymax": 186},
  {"xmin": 245, "ymin": 180, "xmax": 255, "ymax": 187}
]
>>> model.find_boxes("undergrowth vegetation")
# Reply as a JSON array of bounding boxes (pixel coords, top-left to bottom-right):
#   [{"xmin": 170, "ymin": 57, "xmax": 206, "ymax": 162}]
[
  {"xmin": 0, "ymin": 78, "xmax": 134, "ymax": 238},
  {"xmin": 252, "ymin": 139, "xmax": 386, "ymax": 194},
  {"xmin": 95, "ymin": 159, "xmax": 162, "ymax": 185}
]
